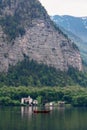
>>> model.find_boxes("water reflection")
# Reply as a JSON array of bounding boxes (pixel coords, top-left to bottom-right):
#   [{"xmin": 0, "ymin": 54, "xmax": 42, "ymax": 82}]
[
  {"xmin": 21, "ymin": 106, "xmax": 54, "ymax": 118},
  {"xmin": 21, "ymin": 106, "xmax": 38, "ymax": 118},
  {"xmin": 1, "ymin": 106, "xmax": 87, "ymax": 130}
]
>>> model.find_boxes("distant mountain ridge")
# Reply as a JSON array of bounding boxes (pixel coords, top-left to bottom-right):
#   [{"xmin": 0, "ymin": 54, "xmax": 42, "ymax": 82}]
[
  {"xmin": 51, "ymin": 15, "xmax": 87, "ymax": 64},
  {"xmin": 51, "ymin": 15, "xmax": 87, "ymax": 42}
]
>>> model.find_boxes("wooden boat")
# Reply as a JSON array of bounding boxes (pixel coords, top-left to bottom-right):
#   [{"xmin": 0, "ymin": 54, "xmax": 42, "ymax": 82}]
[{"xmin": 33, "ymin": 110, "xmax": 50, "ymax": 113}]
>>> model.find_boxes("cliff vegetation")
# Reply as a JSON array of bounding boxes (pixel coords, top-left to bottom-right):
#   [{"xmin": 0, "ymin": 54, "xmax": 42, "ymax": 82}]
[{"xmin": 0, "ymin": 58, "xmax": 87, "ymax": 87}]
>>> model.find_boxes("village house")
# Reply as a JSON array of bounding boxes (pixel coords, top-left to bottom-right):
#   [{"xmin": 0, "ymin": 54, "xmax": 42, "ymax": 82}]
[{"xmin": 21, "ymin": 96, "xmax": 38, "ymax": 106}]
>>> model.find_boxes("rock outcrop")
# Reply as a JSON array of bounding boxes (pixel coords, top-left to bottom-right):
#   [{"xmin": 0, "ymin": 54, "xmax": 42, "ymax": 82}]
[{"xmin": 0, "ymin": 0, "xmax": 82, "ymax": 72}]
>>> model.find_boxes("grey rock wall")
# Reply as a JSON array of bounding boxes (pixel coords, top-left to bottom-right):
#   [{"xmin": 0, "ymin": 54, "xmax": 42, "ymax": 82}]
[{"xmin": 0, "ymin": 0, "xmax": 83, "ymax": 72}]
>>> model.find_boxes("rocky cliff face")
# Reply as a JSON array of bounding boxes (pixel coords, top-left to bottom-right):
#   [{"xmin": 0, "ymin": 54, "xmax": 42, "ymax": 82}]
[{"xmin": 0, "ymin": 0, "xmax": 82, "ymax": 72}]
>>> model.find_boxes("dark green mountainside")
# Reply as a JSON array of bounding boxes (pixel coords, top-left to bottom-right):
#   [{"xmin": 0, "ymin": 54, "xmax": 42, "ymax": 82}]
[{"xmin": 0, "ymin": 58, "xmax": 87, "ymax": 87}]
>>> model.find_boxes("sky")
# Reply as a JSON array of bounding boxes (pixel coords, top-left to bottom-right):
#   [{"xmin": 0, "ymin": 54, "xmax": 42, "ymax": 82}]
[{"xmin": 39, "ymin": 0, "xmax": 87, "ymax": 17}]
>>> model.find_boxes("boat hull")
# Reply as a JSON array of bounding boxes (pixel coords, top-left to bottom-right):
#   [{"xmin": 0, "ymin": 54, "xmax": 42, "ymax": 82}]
[{"xmin": 33, "ymin": 110, "xmax": 50, "ymax": 113}]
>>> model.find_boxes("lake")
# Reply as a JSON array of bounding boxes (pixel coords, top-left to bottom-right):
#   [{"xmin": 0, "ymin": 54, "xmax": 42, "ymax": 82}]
[{"xmin": 0, "ymin": 106, "xmax": 87, "ymax": 130}]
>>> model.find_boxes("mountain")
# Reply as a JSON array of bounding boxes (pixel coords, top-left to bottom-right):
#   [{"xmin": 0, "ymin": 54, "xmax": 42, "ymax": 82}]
[
  {"xmin": 51, "ymin": 15, "xmax": 87, "ymax": 65},
  {"xmin": 0, "ymin": 0, "xmax": 82, "ymax": 73},
  {"xmin": 51, "ymin": 15, "xmax": 87, "ymax": 42}
]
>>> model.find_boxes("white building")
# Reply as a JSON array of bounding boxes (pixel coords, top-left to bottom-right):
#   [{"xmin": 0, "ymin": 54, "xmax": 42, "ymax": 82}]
[{"xmin": 21, "ymin": 96, "xmax": 38, "ymax": 106}]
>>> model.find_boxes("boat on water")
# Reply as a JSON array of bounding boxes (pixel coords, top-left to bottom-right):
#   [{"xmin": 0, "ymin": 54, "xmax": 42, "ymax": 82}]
[{"xmin": 33, "ymin": 110, "xmax": 50, "ymax": 113}]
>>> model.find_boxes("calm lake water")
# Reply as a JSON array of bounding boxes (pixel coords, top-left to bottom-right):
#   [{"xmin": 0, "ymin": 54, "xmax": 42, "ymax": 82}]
[{"xmin": 0, "ymin": 106, "xmax": 87, "ymax": 130}]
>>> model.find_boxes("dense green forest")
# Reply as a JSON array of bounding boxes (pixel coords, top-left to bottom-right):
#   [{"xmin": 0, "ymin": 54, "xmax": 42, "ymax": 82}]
[
  {"xmin": 0, "ymin": 55, "xmax": 87, "ymax": 107},
  {"xmin": 0, "ymin": 50, "xmax": 87, "ymax": 107},
  {"xmin": 0, "ymin": 58, "xmax": 87, "ymax": 87},
  {"xmin": 0, "ymin": 86, "xmax": 87, "ymax": 107}
]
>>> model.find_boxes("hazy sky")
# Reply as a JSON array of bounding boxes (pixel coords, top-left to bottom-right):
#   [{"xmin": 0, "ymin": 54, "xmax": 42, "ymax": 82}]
[{"xmin": 39, "ymin": 0, "xmax": 87, "ymax": 17}]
